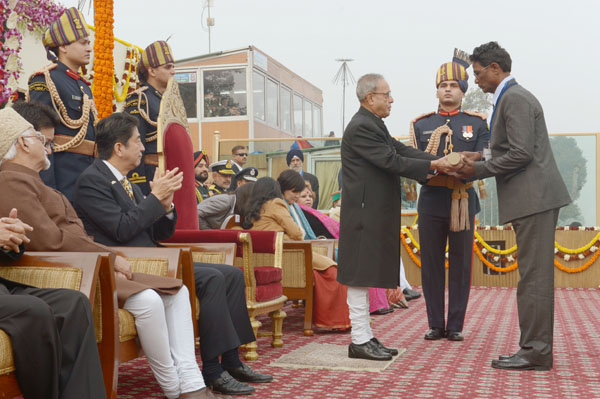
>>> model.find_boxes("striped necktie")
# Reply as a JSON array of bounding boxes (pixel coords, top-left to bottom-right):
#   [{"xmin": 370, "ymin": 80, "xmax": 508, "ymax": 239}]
[{"xmin": 120, "ymin": 177, "xmax": 135, "ymax": 201}]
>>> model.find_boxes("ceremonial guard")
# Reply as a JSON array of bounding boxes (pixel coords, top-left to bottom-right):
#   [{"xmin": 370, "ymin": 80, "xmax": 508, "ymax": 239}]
[
  {"xmin": 194, "ymin": 150, "xmax": 211, "ymax": 203},
  {"xmin": 208, "ymin": 160, "xmax": 235, "ymax": 196},
  {"xmin": 124, "ymin": 40, "xmax": 175, "ymax": 194},
  {"xmin": 28, "ymin": 7, "xmax": 97, "ymax": 201},
  {"xmin": 410, "ymin": 50, "xmax": 489, "ymax": 341}
]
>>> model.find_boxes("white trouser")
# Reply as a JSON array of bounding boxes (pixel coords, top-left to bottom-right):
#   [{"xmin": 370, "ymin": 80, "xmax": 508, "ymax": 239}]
[
  {"xmin": 399, "ymin": 258, "xmax": 412, "ymax": 291},
  {"xmin": 347, "ymin": 286, "xmax": 373, "ymax": 345},
  {"xmin": 124, "ymin": 287, "xmax": 205, "ymax": 399}
]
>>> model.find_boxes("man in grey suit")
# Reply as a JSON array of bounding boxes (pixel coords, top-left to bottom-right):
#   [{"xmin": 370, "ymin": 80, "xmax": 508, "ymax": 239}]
[{"xmin": 459, "ymin": 42, "xmax": 571, "ymax": 371}]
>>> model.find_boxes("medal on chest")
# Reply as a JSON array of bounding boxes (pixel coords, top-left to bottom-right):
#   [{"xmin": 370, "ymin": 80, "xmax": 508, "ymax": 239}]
[{"xmin": 462, "ymin": 125, "xmax": 473, "ymax": 139}]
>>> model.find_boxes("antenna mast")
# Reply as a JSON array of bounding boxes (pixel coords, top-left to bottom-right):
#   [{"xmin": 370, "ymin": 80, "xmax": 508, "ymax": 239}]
[{"xmin": 333, "ymin": 58, "xmax": 355, "ymax": 134}]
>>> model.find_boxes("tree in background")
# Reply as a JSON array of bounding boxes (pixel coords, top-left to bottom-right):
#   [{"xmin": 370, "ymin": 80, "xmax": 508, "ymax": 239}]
[
  {"xmin": 462, "ymin": 87, "xmax": 492, "ymax": 115},
  {"xmin": 550, "ymin": 136, "xmax": 587, "ymax": 225}
]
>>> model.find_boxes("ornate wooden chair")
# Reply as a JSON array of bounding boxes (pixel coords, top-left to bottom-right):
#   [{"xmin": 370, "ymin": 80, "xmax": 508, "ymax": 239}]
[
  {"xmin": 0, "ymin": 252, "xmax": 118, "ymax": 399},
  {"xmin": 166, "ymin": 230, "xmax": 287, "ymax": 361}
]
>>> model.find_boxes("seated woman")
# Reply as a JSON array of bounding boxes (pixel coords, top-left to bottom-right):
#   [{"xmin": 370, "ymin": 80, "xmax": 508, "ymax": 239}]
[
  {"xmin": 242, "ymin": 172, "xmax": 350, "ymax": 330},
  {"xmin": 297, "ymin": 183, "xmax": 397, "ymax": 315},
  {"xmin": 197, "ymin": 182, "xmax": 255, "ymax": 229}
]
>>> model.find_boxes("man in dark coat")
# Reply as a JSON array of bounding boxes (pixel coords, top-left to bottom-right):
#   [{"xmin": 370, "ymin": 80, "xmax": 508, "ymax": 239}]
[
  {"xmin": 73, "ymin": 113, "xmax": 272, "ymax": 395},
  {"xmin": 410, "ymin": 51, "xmax": 489, "ymax": 342},
  {"xmin": 337, "ymin": 73, "xmax": 459, "ymax": 361},
  {"xmin": 459, "ymin": 42, "xmax": 571, "ymax": 371}
]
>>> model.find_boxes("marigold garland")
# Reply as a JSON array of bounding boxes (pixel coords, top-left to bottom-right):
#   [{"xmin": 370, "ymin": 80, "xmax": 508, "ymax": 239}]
[
  {"xmin": 473, "ymin": 243, "xmax": 519, "ymax": 273},
  {"xmin": 554, "ymin": 232, "xmax": 600, "ymax": 255},
  {"xmin": 92, "ymin": 0, "xmax": 114, "ymax": 119},
  {"xmin": 474, "ymin": 231, "xmax": 517, "ymax": 255},
  {"xmin": 400, "ymin": 229, "xmax": 448, "ymax": 269},
  {"xmin": 401, "ymin": 226, "xmax": 600, "ymax": 274},
  {"xmin": 113, "ymin": 47, "xmax": 141, "ymax": 102},
  {"xmin": 554, "ymin": 248, "xmax": 600, "ymax": 273}
]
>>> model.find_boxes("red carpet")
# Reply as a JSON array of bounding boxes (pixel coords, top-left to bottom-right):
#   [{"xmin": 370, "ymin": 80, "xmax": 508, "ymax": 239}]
[{"xmin": 116, "ymin": 287, "xmax": 600, "ymax": 398}]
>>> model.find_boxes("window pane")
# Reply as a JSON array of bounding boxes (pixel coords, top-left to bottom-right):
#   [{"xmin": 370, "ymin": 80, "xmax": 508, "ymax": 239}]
[
  {"xmin": 281, "ymin": 87, "xmax": 292, "ymax": 132},
  {"xmin": 203, "ymin": 69, "xmax": 247, "ymax": 118},
  {"xmin": 293, "ymin": 94, "xmax": 303, "ymax": 135},
  {"xmin": 253, "ymin": 71, "xmax": 265, "ymax": 121},
  {"xmin": 313, "ymin": 106, "xmax": 322, "ymax": 136},
  {"xmin": 174, "ymin": 72, "xmax": 197, "ymax": 118},
  {"xmin": 304, "ymin": 101, "xmax": 312, "ymax": 137},
  {"xmin": 266, "ymin": 79, "xmax": 279, "ymax": 127}
]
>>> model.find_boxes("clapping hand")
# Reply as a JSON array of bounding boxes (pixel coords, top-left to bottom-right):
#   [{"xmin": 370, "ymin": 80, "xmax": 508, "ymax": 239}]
[{"xmin": 150, "ymin": 167, "xmax": 183, "ymax": 211}]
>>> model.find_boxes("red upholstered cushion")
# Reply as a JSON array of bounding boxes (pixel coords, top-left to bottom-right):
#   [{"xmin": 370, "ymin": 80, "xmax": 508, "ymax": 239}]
[
  {"xmin": 255, "ymin": 282, "xmax": 283, "ymax": 302},
  {"xmin": 253, "ymin": 266, "xmax": 282, "ymax": 285},
  {"xmin": 164, "ymin": 122, "xmax": 198, "ymax": 230}
]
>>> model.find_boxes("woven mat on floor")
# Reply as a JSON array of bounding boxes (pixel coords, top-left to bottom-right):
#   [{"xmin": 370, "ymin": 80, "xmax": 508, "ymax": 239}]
[{"xmin": 269, "ymin": 342, "xmax": 405, "ymax": 372}]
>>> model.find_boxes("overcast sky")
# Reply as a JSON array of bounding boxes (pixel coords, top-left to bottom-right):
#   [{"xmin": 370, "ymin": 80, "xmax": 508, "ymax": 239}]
[{"xmin": 66, "ymin": 0, "xmax": 598, "ymax": 138}]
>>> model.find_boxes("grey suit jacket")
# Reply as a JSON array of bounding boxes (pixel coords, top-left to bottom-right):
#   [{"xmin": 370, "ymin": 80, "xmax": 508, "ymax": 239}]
[{"xmin": 473, "ymin": 82, "xmax": 570, "ymax": 224}]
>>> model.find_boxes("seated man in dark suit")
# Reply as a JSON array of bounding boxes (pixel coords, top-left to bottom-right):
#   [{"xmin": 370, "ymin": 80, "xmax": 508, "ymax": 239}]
[
  {"xmin": 73, "ymin": 112, "xmax": 272, "ymax": 396},
  {"xmin": 0, "ymin": 208, "xmax": 105, "ymax": 399}
]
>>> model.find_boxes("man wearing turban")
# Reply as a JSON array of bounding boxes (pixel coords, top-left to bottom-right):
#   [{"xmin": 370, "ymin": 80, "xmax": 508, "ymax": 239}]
[
  {"xmin": 125, "ymin": 40, "xmax": 176, "ymax": 195},
  {"xmin": 409, "ymin": 49, "xmax": 489, "ymax": 342},
  {"xmin": 27, "ymin": 7, "xmax": 96, "ymax": 202}
]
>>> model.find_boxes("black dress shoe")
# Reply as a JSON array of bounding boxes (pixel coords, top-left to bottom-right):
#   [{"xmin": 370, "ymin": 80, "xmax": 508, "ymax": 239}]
[
  {"xmin": 370, "ymin": 307, "xmax": 394, "ymax": 315},
  {"xmin": 370, "ymin": 337, "xmax": 399, "ymax": 356},
  {"xmin": 403, "ymin": 288, "xmax": 422, "ymax": 301},
  {"xmin": 225, "ymin": 362, "xmax": 273, "ymax": 383},
  {"xmin": 446, "ymin": 331, "xmax": 464, "ymax": 341},
  {"xmin": 348, "ymin": 340, "xmax": 392, "ymax": 361},
  {"xmin": 207, "ymin": 371, "xmax": 255, "ymax": 395},
  {"xmin": 491, "ymin": 355, "xmax": 551, "ymax": 371},
  {"xmin": 424, "ymin": 328, "xmax": 446, "ymax": 340}
]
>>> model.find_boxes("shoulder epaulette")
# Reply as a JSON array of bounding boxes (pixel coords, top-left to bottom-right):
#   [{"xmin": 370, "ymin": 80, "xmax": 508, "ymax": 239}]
[
  {"xmin": 463, "ymin": 110, "xmax": 488, "ymax": 120},
  {"xmin": 125, "ymin": 86, "xmax": 148, "ymax": 103},
  {"xmin": 28, "ymin": 63, "xmax": 58, "ymax": 82},
  {"xmin": 411, "ymin": 111, "xmax": 436, "ymax": 124}
]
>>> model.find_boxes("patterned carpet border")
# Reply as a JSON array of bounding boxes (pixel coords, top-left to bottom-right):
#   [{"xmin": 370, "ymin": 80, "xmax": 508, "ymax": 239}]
[{"xmin": 116, "ymin": 287, "xmax": 600, "ymax": 399}]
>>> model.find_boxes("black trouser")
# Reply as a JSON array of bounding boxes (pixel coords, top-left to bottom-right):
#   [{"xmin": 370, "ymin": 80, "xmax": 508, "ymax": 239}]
[
  {"xmin": 0, "ymin": 285, "xmax": 105, "ymax": 399},
  {"xmin": 419, "ymin": 212, "xmax": 475, "ymax": 332},
  {"xmin": 512, "ymin": 208, "xmax": 558, "ymax": 368},
  {"xmin": 193, "ymin": 263, "xmax": 255, "ymax": 361}
]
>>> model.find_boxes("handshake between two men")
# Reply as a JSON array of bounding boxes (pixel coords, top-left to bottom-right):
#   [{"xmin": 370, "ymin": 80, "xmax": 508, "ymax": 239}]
[{"xmin": 429, "ymin": 151, "xmax": 482, "ymax": 179}]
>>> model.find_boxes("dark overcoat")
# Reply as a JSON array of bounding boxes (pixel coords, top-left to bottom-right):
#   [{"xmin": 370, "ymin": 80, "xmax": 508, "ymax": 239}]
[{"xmin": 337, "ymin": 107, "xmax": 436, "ymax": 288}]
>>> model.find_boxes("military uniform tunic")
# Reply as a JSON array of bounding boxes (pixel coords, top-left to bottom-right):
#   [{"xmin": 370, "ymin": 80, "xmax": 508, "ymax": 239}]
[
  {"xmin": 196, "ymin": 183, "xmax": 210, "ymax": 203},
  {"xmin": 412, "ymin": 109, "xmax": 489, "ymax": 332},
  {"xmin": 124, "ymin": 83, "xmax": 162, "ymax": 195},
  {"xmin": 208, "ymin": 183, "xmax": 226, "ymax": 197},
  {"xmin": 28, "ymin": 61, "xmax": 96, "ymax": 201}
]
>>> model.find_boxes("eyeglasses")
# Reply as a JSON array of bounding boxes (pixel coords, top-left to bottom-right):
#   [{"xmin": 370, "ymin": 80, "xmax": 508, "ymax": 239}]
[
  {"xmin": 473, "ymin": 64, "xmax": 490, "ymax": 78},
  {"xmin": 23, "ymin": 132, "xmax": 54, "ymax": 150},
  {"xmin": 371, "ymin": 91, "xmax": 392, "ymax": 99},
  {"xmin": 235, "ymin": 153, "xmax": 248, "ymax": 157}
]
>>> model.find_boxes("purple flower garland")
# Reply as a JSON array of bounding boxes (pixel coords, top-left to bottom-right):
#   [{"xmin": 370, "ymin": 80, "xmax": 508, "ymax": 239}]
[{"xmin": 0, "ymin": 0, "xmax": 64, "ymax": 108}]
